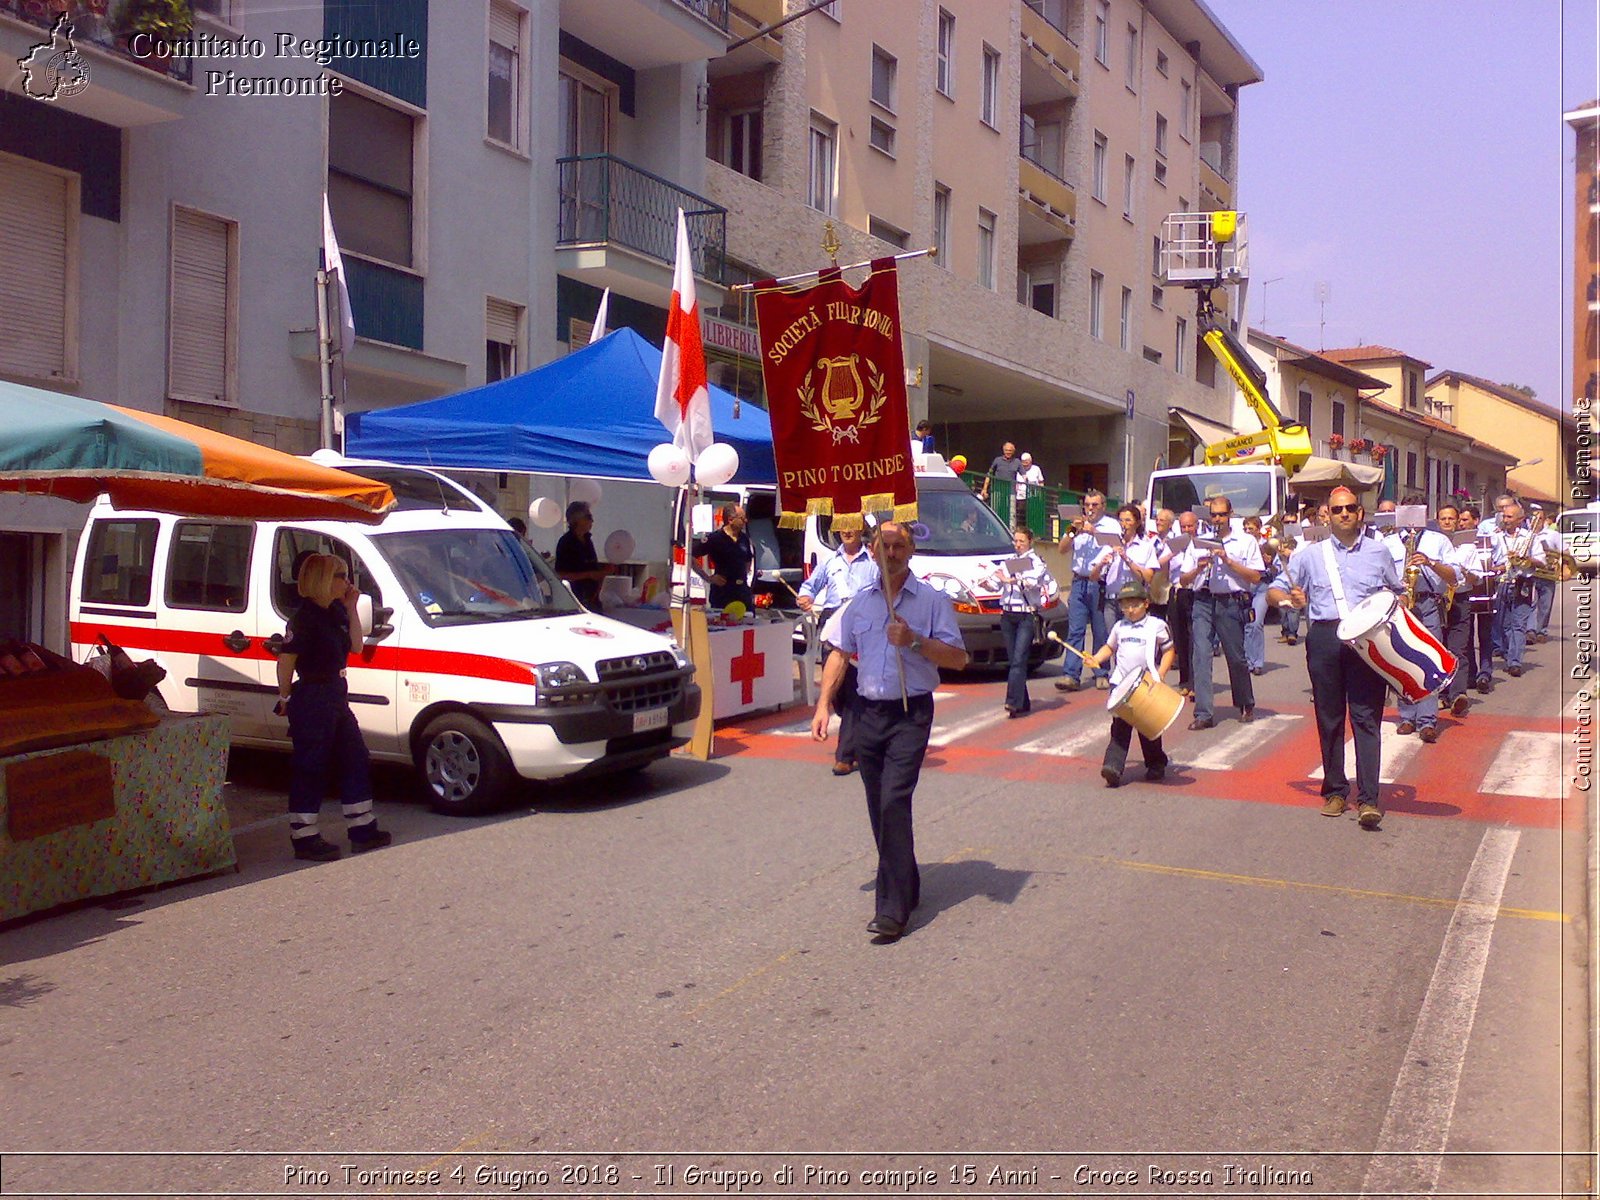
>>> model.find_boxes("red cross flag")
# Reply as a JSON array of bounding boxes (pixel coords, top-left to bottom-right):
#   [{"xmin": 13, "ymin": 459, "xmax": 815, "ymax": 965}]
[{"xmin": 653, "ymin": 208, "xmax": 713, "ymax": 462}]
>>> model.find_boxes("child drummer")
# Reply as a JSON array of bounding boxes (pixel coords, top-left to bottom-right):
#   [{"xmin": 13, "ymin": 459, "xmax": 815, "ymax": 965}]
[{"xmin": 1087, "ymin": 578, "xmax": 1176, "ymax": 787}]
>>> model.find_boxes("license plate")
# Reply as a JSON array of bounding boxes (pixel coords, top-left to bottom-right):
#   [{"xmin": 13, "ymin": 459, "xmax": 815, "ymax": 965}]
[{"xmin": 633, "ymin": 707, "xmax": 668, "ymax": 732}]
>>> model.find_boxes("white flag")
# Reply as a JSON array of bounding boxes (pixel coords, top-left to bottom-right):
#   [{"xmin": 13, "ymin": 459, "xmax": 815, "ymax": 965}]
[
  {"xmin": 590, "ymin": 287, "xmax": 611, "ymax": 343},
  {"xmin": 322, "ymin": 194, "xmax": 356, "ymax": 357},
  {"xmin": 653, "ymin": 209, "xmax": 712, "ymax": 461}
]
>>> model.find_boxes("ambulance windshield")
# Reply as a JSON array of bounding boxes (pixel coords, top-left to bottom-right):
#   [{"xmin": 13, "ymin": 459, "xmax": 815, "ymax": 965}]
[
  {"xmin": 910, "ymin": 480, "xmax": 1015, "ymax": 555},
  {"xmin": 376, "ymin": 528, "xmax": 581, "ymax": 625}
]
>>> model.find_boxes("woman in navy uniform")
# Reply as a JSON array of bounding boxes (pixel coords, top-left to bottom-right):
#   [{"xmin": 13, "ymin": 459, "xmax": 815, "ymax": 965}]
[{"xmin": 274, "ymin": 553, "xmax": 393, "ymax": 862}]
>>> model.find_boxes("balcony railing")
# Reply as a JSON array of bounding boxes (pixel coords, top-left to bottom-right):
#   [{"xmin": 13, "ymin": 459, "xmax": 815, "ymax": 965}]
[
  {"xmin": 1, "ymin": 0, "xmax": 194, "ymax": 84},
  {"xmin": 673, "ymin": 0, "xmax": 730, "ymax": 32},
  {"xmin": 557, "ymin": 154, "xmax": 728, "ymax": 284},
  {"xmin": 1022, "ymin": 0, "xmax": 1072, "ymax": 39}
]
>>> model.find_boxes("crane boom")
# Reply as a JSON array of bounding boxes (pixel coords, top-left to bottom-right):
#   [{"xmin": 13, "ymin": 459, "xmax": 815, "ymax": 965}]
[{"xmin": 1196, "ymin": 295, "xmax": 1312, "ymax": 475}]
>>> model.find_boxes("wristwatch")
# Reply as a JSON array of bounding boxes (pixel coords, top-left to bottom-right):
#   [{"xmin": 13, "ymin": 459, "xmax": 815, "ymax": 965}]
[{"xmin": 910, "ymin": 634, "xmax": 925, "ymax": 653}]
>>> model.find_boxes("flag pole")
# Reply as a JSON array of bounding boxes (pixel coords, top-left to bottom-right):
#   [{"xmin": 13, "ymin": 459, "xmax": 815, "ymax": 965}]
[
  {"xmin": 729, "ymin": 247, "xmax": 934, "ymax": 293},
  {"xmin": 314, "ymin": 268, "xmax": 335, "ymax": 451}
]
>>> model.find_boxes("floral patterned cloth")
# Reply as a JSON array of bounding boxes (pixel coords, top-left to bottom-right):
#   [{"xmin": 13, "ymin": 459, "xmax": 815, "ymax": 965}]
[{"xmin": 2, "ymin": 714, "xmax": 234, "ymax": 923}]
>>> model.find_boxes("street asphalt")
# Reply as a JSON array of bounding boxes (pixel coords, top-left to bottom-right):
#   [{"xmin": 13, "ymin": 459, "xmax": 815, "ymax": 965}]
[{"xmin": 1, "ymin": 587, "xmax": 1592, "ymax": 1199}]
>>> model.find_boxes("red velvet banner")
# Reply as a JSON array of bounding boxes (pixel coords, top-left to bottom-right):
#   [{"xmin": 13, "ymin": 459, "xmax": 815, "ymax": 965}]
[{"xmin": 753, "ymin": 260, "xmax": 916, "ymax": 530}]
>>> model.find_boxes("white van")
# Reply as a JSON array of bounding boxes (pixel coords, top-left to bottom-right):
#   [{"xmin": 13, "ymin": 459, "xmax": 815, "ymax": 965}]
[
  {"xmin": 68, "ymin": 459, "xmax": 700, "ymax": 814},
  {"xmin": 800, "ymin": 454, "xmax": 1068, "ymax": 670}
]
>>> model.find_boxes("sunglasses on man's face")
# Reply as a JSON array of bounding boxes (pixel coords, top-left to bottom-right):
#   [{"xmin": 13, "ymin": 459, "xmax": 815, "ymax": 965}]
[{"xmin": 1329, "ymin": 504, "xmax": 1360, "ymax": 515}]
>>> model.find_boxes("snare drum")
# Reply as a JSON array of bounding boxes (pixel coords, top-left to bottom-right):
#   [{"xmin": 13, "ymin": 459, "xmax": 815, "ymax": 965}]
[
  {"xmin": 1336, "ymin": 593, "xmax": 1457, "ymax": 701},
  {"xmin": 1106, "ymin": 669, "xmax": 1185, "ymax": 739}
]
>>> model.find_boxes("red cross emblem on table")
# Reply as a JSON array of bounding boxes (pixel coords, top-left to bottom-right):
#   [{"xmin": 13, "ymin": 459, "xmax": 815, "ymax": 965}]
[{"xmin": 727, "ymin": 627, "xmax": 766, "ymax": 705}]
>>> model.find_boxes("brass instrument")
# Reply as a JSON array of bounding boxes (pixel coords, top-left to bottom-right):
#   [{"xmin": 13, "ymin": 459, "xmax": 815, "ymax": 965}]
[
  {"xmin": 1535, "ymin": 549, "xmax": 1580, "ymax": 582},
  {"xmin": 1401, "ymin": 528, "xmax": 1421, "ymax": 610}
]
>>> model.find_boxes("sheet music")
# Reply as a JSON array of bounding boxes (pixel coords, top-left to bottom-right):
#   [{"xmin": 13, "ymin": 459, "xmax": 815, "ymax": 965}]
[
  {"xmin": 1164, "ymin": 534, "xmax": 1192, "ymax": 553},
  {"xmin": 1092, "ymin": 531, "xmax": 1123, "ymax": 548},
  {"xmin": 1192, "ymin": 536, "xmax": 1223, "ymax": 551}
]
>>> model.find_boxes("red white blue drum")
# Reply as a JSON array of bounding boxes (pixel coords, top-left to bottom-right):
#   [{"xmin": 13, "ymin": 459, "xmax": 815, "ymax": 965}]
[{"xmin": 1336, "ymin": 593, "xmax": 1457, "ymax": 701}]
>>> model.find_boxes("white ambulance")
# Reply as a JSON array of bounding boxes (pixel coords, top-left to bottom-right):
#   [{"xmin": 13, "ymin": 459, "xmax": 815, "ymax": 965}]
[{"xmin": 68, "ymin": 459, "xmax": 700, "ymax": 814}]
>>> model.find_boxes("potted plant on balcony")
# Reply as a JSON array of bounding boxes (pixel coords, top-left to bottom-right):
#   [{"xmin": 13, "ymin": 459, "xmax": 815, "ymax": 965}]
[
  {"xmin": 1328, "ymin": 433, "xmax": 1345, "ymax": 453},
  {"xmin": 1370, "ymin": 444, "xmax": 1389, "ymax": 463},
  {"xmin": 1348, "ymin": 437, "xmax": 1372, "ymax": 456},
  {"xmin": 110, "ymin": 0, "xmax": 191, "ymax": 72}
]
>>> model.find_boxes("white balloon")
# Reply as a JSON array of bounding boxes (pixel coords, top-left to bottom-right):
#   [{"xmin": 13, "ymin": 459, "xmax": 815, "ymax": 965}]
[
  {"xmin": 603, "ymin": 529, "xmax": 636, "ymax": 564},
  {"xmin": 695, "ymin": 442, "xmax": 740, "ymax": 488},
  {"xmin": 647, "ymin": 443, "xmax": 692, "ymax": 488},
  {"xmin": 529, "ymin": 497, "xmax": 562, "ymax": 528},
  {"xmin": 569, "ymin": 477, "xmax": 603, "ymax": 505}
]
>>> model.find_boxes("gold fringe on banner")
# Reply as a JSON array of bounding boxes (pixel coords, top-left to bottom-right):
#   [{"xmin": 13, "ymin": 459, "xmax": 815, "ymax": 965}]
[{"xmin": 780, "ymin": 497, "xmax": 919, "ymax": 533}]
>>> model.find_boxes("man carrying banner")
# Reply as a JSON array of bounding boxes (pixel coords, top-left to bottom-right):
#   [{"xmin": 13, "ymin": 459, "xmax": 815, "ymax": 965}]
[{"xmin": 811, "ymin": 521, "xmax": 967, "ymax": 941}]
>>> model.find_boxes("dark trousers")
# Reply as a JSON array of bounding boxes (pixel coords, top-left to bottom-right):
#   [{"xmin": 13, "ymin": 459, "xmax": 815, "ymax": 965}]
[
  {"xmin": 1000, "ymin": 611, "xmax": 1035, "ymax": 711},
  {"xmin": 1103, "ymin": 718, "xmax": 1168, "ymax": 776},
  {"xmin": 835, "ymin": 661, "xmax": 860, "ymax": 765},
  {"xmin": 1169, "ymin": 588, "xmax": 1196, "ymax": 689},
  {"xmin": 286, "ymin": 680, "xmax": 373, "ymax": 835},
  {"xmin": 1306, "ymin": 620, "xmax": 1387, "ymax": 807},
  {"xmin": 1191, "ymin": 591, "xmax": 1253, "ymax": 721},
  {"xmin": 1467, "ymin": 601, "xmax": 1495, "ymax": 681},
  {"xmin": 856, "ymin": 693, "xmax": 934, "ymax": 925},
  {"xmin": 1442, "ymin": 603, "xmax": 1472, "ymax": 703}
]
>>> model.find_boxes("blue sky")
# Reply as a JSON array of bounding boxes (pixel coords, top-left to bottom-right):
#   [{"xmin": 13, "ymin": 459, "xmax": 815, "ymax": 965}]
[{"xmin": 1204, "ymin": 0, "xmax": 1594, "ymax": 412}]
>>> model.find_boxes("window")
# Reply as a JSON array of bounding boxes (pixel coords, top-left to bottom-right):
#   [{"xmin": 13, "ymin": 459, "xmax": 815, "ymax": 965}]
[
  {"xmin": 485, "ymin": 296, "xmax": 522, "ymax": 383},
  {"xmin": 1407, "ymin": 372, "xmax": 1420, "ymax": 409},
  {"xmin": 1151, "ymin": 285, "xmax": 1163, "ymax": 310},
  {"xmin": 932, "ymin": 184, "xmax": 950, "ymax": 266},
  {"xmin": 487, "ymin": 1, "xmax": 524, "ymax": 148},
  {"xmin": 271, "ymin": 530, "xmax": 381, "ymax": 624},
  {"xmin": 167, "ymin": 522, "xmax": 251, "ymax": 612},
  {"xmin": 1019, "ymin": 268, "xmax": 1057, "ymax": 317},
  {"xmin": 1174, "ymin": 317, "xmax": 1187, "ymax": 373},
  {"xmin": 1156, "ymin": 49, "xmax": 1169, "ymax": 76},
  {"xmin": 1125, "ymin": 24, "xmax": 1138, "ymax": 89},
  {"xmin": 936, "ymin": 10, "xmax": 954, "ymax": 96},
  {"xmin": 818, "ymin": 0, "xmax": 839, "ymax": 19},
  {"xmin": 0, "ymin": 154, "xmax": 79, "ymax": 382},
  {"xmin": 1089, "ymin": 271, "xmax": 1104, "ymax": 339},
  {"xmin": 723, "ymin": 108, "xmax": 762, "ymax": 180},
  {"xmin": 168, "ymin": 206, "xmax": 237, "ymax": 406},
  {"xmin": 1021, "ymin": 113, "xmax": 1062, "ymax": 173},
  {"xmin": 558, "ymin": 66, "xmax": 612, "ymax": 244},
  {"xmin": 1152, "ymin": 236, "xmax": 1164, "ymax": 277},
  {"xmin": 1120, "ymin": 286, "xmax": 1133, "ymax": 349},
  {"xmin": 1092, "ymin": 132, "xmax": 1107, "ymax": 201},
  {"xmin": 1297, "ymin": 389, "xmax": 1313, "ymax": 429},
  {"xmin": 1154, "ymin": 160, "xmax": 1166, "ymax": 186},
  {"xmin": 869, "ymin": 216, "xmax": 909, "ymax": 249},
  {"xmin": 1094, "ymin": 0, "xmax": 1108, "ymax": 65},
  {"xmin": 808, "ymin": 114, "xmax": 836, "ymax": 214},
  {"xmin": 977, "ymin": 208, "xmax": 996, "ymax": 289},
  {"xmin": 329, "ymin": 88, "xmax": 417, "ymax": 268},
  {"xmin": 1155, "ymin": 113, "xmax": 1168, "ymax": 157},
  {"xmin": 869, "ymin": 117, "xmax": 896, "ymax": 156},
  {"xmin": 981, "ymin": 45, "xmax": 1000, "ymax": 127},
  {"xmin": 1331, "ymin": 399, "xmax": 1346, "ymax": 437},
  {"xmin": 1143, "ymin": 346, "xmax": 1163, "ymax": 365},
  {"xmin": 81, "ymin": 520, "xmax": 158, "ymax": 607},
  {"xmin": 871, "ymin": 45, "xmax": 896, "ymax": 111},
  {"xmin": 1180, "ymin": 80, "xmax": 1193, "ymax": 140},
  {"xmin": 1406, "ymin": 451, "xmax": 1418, "ymax": 488},
  {"xmin": 1452, "ymin": 463, "xmax": 1461, "ymax": 494},
  {"xmin": 1123, "ymin": 154, "xmax": 1135, "ymax": 217}
]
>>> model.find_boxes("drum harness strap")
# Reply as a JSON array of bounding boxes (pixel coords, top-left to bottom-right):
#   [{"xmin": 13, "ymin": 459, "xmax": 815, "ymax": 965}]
[{"xmin": 1320, "ymin": 539, "xmax": 1353, "ymax": 623}]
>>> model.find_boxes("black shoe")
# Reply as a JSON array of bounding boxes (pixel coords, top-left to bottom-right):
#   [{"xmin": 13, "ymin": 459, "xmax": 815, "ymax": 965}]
[
  {"xmin": 291, "ymin": 835, "xmax": 341, "ymax": 862},
  {"xmin": 1187, "ymin": 717, "xmax": 1215, "ymax": 731},
  {"xmin": 1475, "ymin": 676, "xmax": 1494, "ymax": 695},
  {"xmin": 349, "ymin": 827, "xmax": 392, "ymax": 854},
  {"xmin": 1145, "ymin": 765, "xmax": 1165, "ymax": 782},
  {"xmin": 866, "ymin": 915, "xmax": 905, "ymax": 940},
  {"xmin": 1101, "ymin": 765, "xmax": 1121, "ymax": 788},
  {"xmin": 1451, "ymin": 695, "xmax": 1471, "ymax": 717}
]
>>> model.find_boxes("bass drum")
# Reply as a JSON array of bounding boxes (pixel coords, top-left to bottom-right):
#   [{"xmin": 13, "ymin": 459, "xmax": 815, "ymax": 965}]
[{"xmin": 1336, "ymin": 593, "xmax": 1456, "ymax": 701}]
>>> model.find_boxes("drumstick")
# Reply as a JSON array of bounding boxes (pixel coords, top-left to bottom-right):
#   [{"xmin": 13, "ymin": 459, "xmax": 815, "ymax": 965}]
[{"xmin": 1047, "ymin": 630, "xmax": 1097, "ymax": 665}]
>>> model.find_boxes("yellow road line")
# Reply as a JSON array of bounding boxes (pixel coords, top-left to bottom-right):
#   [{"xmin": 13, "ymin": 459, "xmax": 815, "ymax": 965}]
[
  {"xmin": 685, "ymin": 948, "xmax": 801, "ymax": 1019},
  {"xmin": 1084, "ymin": 854, "xmax": 1569, "ymax": 923},
  {"xmin": 419, "ymin": 1132, "xmax": 493, "ymax": 1174}
]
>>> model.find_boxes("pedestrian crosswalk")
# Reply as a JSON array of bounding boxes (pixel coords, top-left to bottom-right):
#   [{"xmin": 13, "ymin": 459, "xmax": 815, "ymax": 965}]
[{"xmin": 734, "ymin": 682, "xmax": 1576, "ymax": 814}]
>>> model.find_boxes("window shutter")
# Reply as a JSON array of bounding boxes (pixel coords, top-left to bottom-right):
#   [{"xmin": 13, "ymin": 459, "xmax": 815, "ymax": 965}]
[
  {"xmin": 489, "ymin": 1, "xmax": 521, "ymax": 48},
  {"xmin": 169, "ymin": 208, "xmax": 232, "ymax": 405},
  {"xmin": 0, "ymin": 157, "xmax": 71, "ymax": 380},
  {"xmin": 486, "ymin": 297, "xmax": 521, "ymax": 346}
]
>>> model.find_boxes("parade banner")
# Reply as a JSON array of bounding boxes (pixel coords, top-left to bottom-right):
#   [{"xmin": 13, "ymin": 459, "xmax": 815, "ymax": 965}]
[{"xmin": 753, "ymin": 260, "xmax": 916, "ymax": 530}]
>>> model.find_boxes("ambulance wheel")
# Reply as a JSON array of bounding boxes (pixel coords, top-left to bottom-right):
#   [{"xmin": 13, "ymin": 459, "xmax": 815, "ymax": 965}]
[{"xmin": 417, "ymin": 714, "xmax": 512, "ymax": 815}]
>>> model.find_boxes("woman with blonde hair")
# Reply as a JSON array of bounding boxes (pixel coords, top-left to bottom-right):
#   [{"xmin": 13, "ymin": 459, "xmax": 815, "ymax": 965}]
[{"xmin": 274, "ymin": 552, "xmax": 392, "ymax": 861}]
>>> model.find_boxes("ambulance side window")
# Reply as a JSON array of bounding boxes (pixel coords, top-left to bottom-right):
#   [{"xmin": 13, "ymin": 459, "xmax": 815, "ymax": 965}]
[
  {"xmin": 271, "ymin": 529, "xmax": 382, "ymax": 621},
  {"xmin": 81, "ymin": 519, "xmax": 159, "ymax": 607},
  {"xmin": 167, "ymin": 522, "xmax": 252, "ymax": 612}
]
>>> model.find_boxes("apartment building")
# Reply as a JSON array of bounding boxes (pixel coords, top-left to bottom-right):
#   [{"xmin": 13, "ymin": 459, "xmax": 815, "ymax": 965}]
[
  {"xmin": 698, "ymin": 0, "xmax": 1260, "ymax": 501},
  {"xmin": 1424, "ymin": 371, "xmax": 1578, "ymax": 508}
]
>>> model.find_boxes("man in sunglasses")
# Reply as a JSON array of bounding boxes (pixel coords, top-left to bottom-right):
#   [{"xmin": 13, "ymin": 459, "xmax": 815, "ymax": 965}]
[{"xmin": 1269, "ymin": 486, "xmax": 1402, "ymax": 830}]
